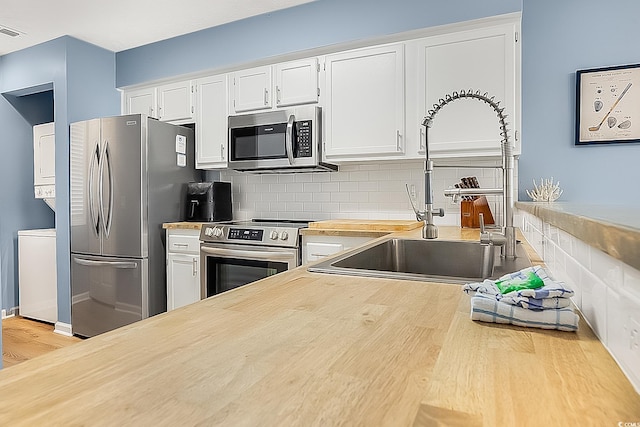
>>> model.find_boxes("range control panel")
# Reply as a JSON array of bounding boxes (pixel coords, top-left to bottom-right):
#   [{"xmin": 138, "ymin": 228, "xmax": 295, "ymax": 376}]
[
  {"xmin": 200, "ymin": 221, "xmax": 304, "ymax": 248},
  {"xmin": 228, "ymin": 228, "xmax": 263, "ymax": 241}
]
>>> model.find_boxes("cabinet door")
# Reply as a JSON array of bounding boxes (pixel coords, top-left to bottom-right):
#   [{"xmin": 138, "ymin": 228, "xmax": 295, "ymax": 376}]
[
  {"xmin": 232, "ymin": 66, "xmax": 272, "ymax": 113},
  {"xmin": 124, "ymin": 87, "xmax": 157, "ymax": 118},
  {"xmin": 410, "ymin": 22, "xmax": 519, "ymax": 158},
  {"xmin": 167, "ymin": 253, "xmax": 200, "ymax": 311},
  {"xmin": 195, "ymin": 74, "xmax": 228, "ymax": 169},
  {"xmin": 33, "ymin": 122, "xmax": 55, "ymax": 186},
  {"xmin": 325, "ymin": 44, "xmax": 405, "ymax": 159},
  {"xmin": 158, "ymin": 80, "xmax": 195, "ymax": 122},
  {"xmin": 275, "ymin": 58, "xmax": 319, "ymax": 107}
]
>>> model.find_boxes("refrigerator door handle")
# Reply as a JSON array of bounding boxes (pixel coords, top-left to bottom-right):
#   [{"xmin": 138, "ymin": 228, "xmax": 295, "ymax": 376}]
[
  {"xmin": 88, "ymin": 143, "xmax": 100, "ymax": 236},
  {"xmin": 104, "ymin": 141, "xmax": 114, "ymax": 237},
  {"xmin": 98, "ymin": 141, "xmax": 114, "ymax": 238},
  {"xmin": 73, "ymin": 257, "xmax": 138, "ymax": 269}
]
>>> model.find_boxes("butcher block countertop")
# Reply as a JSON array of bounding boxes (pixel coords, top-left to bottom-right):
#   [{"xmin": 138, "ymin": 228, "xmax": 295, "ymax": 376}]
[
  {"xmin": 1, "ymin": 227, "xmax": 639, "ymax": 425},
  {"xmin": 301, "ymin": 219, "xmax": 423, "ymax": 237},
  {"xmin": 162, "ymin": 221, "xmax": 205, "ymax": 230}
]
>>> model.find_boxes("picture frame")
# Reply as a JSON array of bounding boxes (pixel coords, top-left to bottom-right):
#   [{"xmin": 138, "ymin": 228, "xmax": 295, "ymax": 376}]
[{"xmin": 575, "ymin": 63, "xmax": 640, "ymax": 145}]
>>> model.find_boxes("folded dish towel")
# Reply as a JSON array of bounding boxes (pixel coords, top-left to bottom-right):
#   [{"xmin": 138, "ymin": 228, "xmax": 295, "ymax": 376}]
[
  {"xmin": 470, "ymin": 294, "xmax": 579, "ymax": 332},
  {"xmin": 463, "ymin": 265, "xmax": 575, "ymax": 310}
]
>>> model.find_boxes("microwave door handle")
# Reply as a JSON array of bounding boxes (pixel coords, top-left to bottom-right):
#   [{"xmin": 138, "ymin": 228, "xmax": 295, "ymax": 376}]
[{"xmin": 285, "ymin": 114, "xmax": 295, "ymax": 165}]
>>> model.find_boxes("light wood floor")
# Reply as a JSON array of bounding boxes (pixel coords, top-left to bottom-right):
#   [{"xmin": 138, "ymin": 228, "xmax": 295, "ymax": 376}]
[{"xmin": 2, "ymin": 316, "xmax": 82, "ymax": 368}]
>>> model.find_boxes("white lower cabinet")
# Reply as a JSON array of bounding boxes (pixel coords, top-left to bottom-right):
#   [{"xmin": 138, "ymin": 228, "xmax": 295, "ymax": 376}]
[
  {"xmin": 166, "ymin": 228, "xmax": 201, "ymax": 311},
  {"xmin": 302, "ymin": 234, "xmax": 375, "ymax": 265}
]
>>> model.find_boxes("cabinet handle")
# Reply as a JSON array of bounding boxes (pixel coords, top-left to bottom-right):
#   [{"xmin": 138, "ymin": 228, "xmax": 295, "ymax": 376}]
[
  {"xmin": 420, "ymin": 128, "xmax": 426, "ymax": 151},
  {"xmin": 264, "ymin": 88, "xmax": 269, "ymax": 105},
  {"xmin": 276, "ymin": 86, "xmax": 281, "ymax": 104},
  {"xmin": 396, "ymin": 130, "xmax": 402, "ymax": 151},
  {"xmin": 220, "ymin": 143, "xmax": 225, "ymax": 160},
  {"xmin": 192, "ymin": 258, "xmax": 198, "ymax": 276}
]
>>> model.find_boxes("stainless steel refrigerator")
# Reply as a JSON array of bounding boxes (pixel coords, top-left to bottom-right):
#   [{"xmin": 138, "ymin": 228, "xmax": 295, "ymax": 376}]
[{"xmin": 70, "ymin": 114, "xmax": 199, "ymax": 337}]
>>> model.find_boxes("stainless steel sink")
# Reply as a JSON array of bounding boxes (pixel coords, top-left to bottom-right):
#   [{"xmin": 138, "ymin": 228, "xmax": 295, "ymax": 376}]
[{"xmin": 308, "ymin": 238, "xmax": 532, "ymax": 284}]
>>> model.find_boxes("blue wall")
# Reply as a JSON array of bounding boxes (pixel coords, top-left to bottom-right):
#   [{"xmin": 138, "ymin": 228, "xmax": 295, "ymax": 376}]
[
  {"xmin": 116, "ymin": 0, "xmax": 522, "ymax": 87},
  {"xmin": 0, "ymin": 37, "xmax": 120, "ymax": 327},
  {"xmin": 520, "ymin": 0, "xmax": 640, "ymax": 204}
]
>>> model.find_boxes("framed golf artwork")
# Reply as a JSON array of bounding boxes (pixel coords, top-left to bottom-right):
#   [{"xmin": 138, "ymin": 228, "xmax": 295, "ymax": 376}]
[{"xmin": 575, "ymin": 63, "xmax": 640, "ymax": 145}]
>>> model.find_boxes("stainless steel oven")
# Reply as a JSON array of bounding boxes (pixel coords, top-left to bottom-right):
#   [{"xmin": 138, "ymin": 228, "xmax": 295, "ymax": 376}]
[{"xmin": 199, "ymin": 220, "xmax": 307, "ymax": 298}]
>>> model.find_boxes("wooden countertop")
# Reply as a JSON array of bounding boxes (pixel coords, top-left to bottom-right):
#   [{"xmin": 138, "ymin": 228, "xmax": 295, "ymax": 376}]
[
  {"xmin": 0, "ymin": 227, "xmax": 638, "ymax": 425},
  {"xmin": 162, "ymin": 221, "xmax": 205, "ymax": 230},
  {"xmin": 301, "ymin": 219, "xmax": 422, "ymax": 238}
]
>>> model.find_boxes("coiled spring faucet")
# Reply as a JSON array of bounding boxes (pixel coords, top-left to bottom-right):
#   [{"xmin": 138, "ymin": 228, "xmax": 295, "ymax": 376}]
[{"xmin": 417, "ymin": 89, "xmax": 517, "ymax": 259}]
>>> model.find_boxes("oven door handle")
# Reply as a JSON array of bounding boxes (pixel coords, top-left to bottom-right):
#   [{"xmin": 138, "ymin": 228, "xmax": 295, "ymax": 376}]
[{"xmin": 201, "ymin": 246, "xmax": 296, "ymax": 262}]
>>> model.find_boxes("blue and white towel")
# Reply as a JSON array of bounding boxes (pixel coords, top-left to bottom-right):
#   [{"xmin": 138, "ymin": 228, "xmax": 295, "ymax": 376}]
[
  {"xmin": 470, "ymin": 294, "xmax": 579, "ymax": 332},
  {"xmin": 463, "ymin": 265, "xmax": 574, "ymax": 310}
]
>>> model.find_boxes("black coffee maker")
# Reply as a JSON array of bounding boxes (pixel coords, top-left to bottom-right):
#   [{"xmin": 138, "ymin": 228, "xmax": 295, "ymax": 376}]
[{"xmin": 184, "ymin": 181, "xmax": 232, "ymax": 222}]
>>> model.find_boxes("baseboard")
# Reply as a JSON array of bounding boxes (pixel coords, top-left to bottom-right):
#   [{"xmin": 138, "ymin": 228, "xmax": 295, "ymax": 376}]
[
  {"xmin": 1, "ymin": 307, "xmax": 17, "ymax": 319},
  {"xmin": 54, "ymin": 321, "xmax": 73, "ymax": 337}
]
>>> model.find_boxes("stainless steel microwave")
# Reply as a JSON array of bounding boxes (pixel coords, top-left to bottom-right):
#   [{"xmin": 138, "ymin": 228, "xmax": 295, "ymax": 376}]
[{"xmin": 227, "ymin": 106, "xmax": 337, "ymax": 173}]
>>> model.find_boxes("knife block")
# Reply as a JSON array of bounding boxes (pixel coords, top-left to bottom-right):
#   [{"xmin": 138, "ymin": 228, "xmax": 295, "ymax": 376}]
[{"xmin": 461, "ymin": 196, "xmax": 495, "ymax": 228}]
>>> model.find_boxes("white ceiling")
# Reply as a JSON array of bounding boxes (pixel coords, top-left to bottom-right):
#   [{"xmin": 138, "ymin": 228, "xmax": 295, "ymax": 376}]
[{"xmin": 0, "ymin": 0, "xmax": 315, "ymax": 56}]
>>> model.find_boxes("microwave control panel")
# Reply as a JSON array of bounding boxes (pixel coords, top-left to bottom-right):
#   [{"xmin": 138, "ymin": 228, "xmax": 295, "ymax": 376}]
[{"xmin": 295, "ymin": 121, "xmax": 312, "ymax": 158}]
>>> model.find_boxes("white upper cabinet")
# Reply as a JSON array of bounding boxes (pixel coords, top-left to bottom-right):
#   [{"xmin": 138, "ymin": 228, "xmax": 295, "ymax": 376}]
[
  {"xmin": 324, "ymin": 44, "xmax": 405, "ymax": 160},
  {"xmin": 406, "ymin": 20, "xmax": 520, "ymax": 158},
  {"xmin": 123, "ymin": 80, "xmax": 195, "ymax": 123},
  {"xmin": 274, "ymin": 58, "xmax": 319, "ymax": 107},
  {"xmin": 157, "ymin": 80, "xmax": 195, "ymax": 123},
  {"xmin": 232, "ymin": 66, "xmax": 272, "ymax": 113},
  {"xmin": 231, "ymin": 58, "xmax": 319, "ymax": 114},
  {"xmin": 195, "ymin": 74, "xmax": 228, "ymax": 169},
  {"xmin": 124, "ymin": 87, "xmax": 157, "ymax": 118}
]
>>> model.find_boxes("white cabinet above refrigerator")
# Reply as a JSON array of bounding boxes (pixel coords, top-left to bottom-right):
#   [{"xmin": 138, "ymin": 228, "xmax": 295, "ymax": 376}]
[{"xmin": 33, "ymin": 122, "xmax": 55, "ymax": 210}]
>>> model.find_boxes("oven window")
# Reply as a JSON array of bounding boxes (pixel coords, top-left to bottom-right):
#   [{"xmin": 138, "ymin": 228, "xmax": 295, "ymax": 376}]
[{"xmin": 205, "ymin": 256, "xmax": 289, "ymax": 296}]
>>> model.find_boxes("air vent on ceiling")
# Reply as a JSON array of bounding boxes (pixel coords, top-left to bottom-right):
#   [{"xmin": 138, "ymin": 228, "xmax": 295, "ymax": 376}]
[{"xmin": 0, "ymin": 26, "xmax": 22, "ymax": 38}]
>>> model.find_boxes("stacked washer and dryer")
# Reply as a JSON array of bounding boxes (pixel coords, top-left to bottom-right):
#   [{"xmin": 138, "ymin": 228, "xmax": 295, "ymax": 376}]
[{"xmin": 18, "ymin": 122, "xmax": 57, "ymax": 323}]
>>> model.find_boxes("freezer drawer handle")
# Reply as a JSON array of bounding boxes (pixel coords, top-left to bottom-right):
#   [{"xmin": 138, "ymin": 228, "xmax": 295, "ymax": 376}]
[{"xmin": 73, "ymin": 257, "xmax": 138, "ymax": 269}]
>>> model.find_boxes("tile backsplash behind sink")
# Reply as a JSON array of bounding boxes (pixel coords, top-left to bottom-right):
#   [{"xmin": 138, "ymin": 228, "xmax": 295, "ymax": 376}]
[{"xmin": 219, "ymin": 158, "xmax": 514, "ymax": 224}]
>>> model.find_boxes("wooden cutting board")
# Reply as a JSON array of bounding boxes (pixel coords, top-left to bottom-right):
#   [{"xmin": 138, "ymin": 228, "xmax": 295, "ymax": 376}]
[{"xmin": 308, "ymin": 219, "xmax": 422, "ymax": 232}]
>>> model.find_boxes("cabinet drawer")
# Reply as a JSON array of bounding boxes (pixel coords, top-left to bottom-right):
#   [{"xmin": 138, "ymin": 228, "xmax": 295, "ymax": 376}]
[
  {"xmin": 305, "ymin": 242, "xmax": 344, "ymax": 263},
  {"xmin": 167, "ymin": 233, "xmax": 200, "ymax": 254}
]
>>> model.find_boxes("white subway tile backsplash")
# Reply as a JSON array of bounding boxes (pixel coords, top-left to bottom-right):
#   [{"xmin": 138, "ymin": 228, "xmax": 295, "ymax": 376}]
[
  {"xmin": 606, "ymin": 287, "xmax": 640, "ymax": 391},
  {"xmin": 623, "ymin": 263, "xmax": 640, "ymax": 299},
  {"xmin": 295, "ymin": 192, "xmax": 313, "ymax": 202},
  {"xmin": 320, "ymin": 182, "xmax": 339, "ymax": 193},
  {"xmin": 330, "ymin": 192, "xmax": 351, "ymax": 203},
  {"xmin": 581, "ymin": 269, "xmax": 608, "ymax": 342},
  {"xmin": 590, "ymin": 248, "xmax": 624, "ymax": 291},
  {"xmin": 261, "ymin": 175, "xmax": 279, "ymax": 184},
  {"xmin": 278, "ymin": 192, "xmax": 296, "ymax": 202},
  {"xmin": 339, "ymin": 181, "xmax": 359, "ymax": 192},
  {"xmin": 519, "ymin": 207, "xmax": 640, "ymax": 392},
  {"xmin": 312, "ymin": 192, "xmax": 331, "ymax": 203},
  {"xmin": 286, "ymin": 183, "xmax": 304, "ymax": 193}
]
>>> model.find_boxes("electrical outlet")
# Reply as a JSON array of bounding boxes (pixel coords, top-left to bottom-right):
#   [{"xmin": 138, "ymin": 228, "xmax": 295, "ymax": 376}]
[
  {"xmin": 409, "ymin": 184, "xmax": 417, "ymax": 200},
  {"xmin": 630, "ymin": 317, "xmax": 640, "ymax": 352}
]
